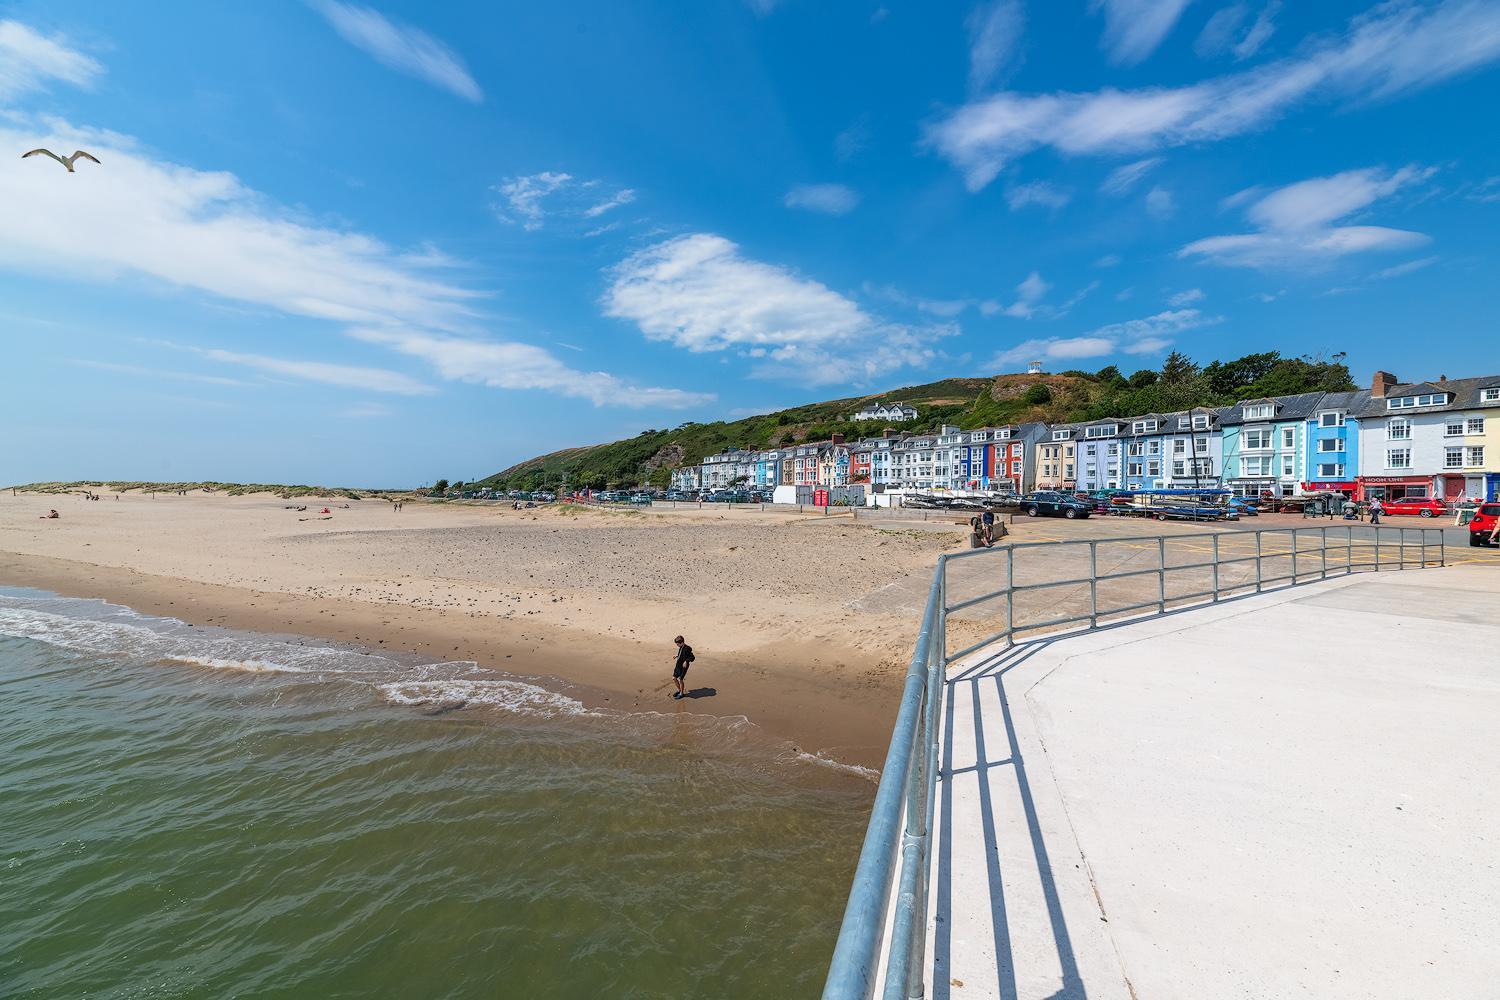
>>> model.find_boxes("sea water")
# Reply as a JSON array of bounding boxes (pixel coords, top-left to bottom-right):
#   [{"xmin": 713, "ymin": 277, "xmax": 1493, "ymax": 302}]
[{"xmin": 0, "ymin": 587, "xmax": 873, "ymax": 998}]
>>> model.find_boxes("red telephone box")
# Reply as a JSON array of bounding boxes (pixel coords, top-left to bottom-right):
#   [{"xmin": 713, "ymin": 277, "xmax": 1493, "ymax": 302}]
[{"xmin": 814, "ymin": 489, "xmax": 830, "ymax": 506}]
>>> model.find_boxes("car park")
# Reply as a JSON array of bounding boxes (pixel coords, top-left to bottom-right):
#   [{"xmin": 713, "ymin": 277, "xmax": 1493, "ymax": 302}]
[
  {"xmin": 1468, "ymin": 503, "xmax": 1499, "ymax": 547},
  {"xmin": 1379, "ymin": 497, "xmax": 1446, "ymax": 518},
  {"xmin": 1020, "ymin": 491, "xmax": 1092, "ymax": 519},
  {"xmin": 628, "ymin": 493, "xmax": 652, "ymax": 505}
]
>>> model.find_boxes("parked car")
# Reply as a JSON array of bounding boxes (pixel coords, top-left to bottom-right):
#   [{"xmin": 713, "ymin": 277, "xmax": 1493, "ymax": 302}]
[
  {"xmin": 628, "ymin": 493, "xmax": 652, "ymax": 505},
  {"xmin": 1020, "ymin": 491, "xmax": 1092, "ymax": 519},
  {"xmin": 1468, "ymin": 503, "xmax": 1499, "ymax": 547},
  {"xmin": 1379, "ymin": 497, "xmax": 1447, "ymax": 518}
]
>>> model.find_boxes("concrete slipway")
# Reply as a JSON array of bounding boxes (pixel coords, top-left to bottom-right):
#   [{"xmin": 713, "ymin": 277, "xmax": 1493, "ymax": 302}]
[{"xmin": 926, "ymin": 564, "xmax": 1499, "ymax": 1000}]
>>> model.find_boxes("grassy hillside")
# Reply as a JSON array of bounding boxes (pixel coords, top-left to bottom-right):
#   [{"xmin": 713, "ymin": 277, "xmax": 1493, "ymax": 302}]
[{"xmin": 481, "ymin": 350, "xmax": 1356, "ymax": 492}]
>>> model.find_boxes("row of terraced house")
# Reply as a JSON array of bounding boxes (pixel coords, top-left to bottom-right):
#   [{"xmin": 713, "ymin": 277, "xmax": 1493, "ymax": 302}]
[{"xmin": 671, "ymin": 371, "xmax": 1500, "ymax": 502}]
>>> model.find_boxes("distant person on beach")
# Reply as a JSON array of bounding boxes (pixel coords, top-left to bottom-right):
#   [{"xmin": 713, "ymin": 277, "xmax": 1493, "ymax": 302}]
[
  {"xmin": 41, "ymin": 509, "xmax": 59, "ymax": 519},
  {"xmin": 671, "ymin": 635, "xmax": 694, "ymax": 700}
]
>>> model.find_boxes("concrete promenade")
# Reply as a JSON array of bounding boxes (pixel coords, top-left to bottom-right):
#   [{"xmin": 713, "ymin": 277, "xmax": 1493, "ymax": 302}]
[{"xmin": 927, "ymin": 564, "xmax": 1499, "ymax": 1000}]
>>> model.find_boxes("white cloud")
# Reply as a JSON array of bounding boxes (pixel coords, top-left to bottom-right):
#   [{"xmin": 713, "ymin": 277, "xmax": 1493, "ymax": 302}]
[
  {"xmin": 1196, "ymin": 2, "xmax": 1279, "ymax": 61},
  {"xmin": 0, "ymin": 115, "xmax": 482, "ymax": 332},
  {"xmin": 583, "ymin": 188, "xmax": 636, "ymax": 218},
  {"xmin": 493, "ymin": 171, "xmax": 573, "ymax": 230},
  {"xmin": 603, "ymin": 233, "xmax": 946, "ymax": 385},
  {"xmin": 1246, "ymin": 165, "xmax": 1433, "ymax": 230},
  {"xmin": 194, "ymin": 346, "xmax": 434, "ymax": 395},
  {"xmin": 784, "ymin": 183, "xmax": 860, "ymax": 215},
  {"xmin": 1090, "ymin": 0, "xmax": 1194, "ymax": 66},
  {"xmin": 1100, "ymin": 156, "xmax": 1162, "ymax": 195},
  {"xmin": 0, "ymin": 20, "xmax": 101, "ymax": 100},
  {"xmin": 1182, "ymin": 164, "xmax": 1435, "ymax": 267},
  {"xmin": 926, "ymin": 1, "xmax": 1500, "ymax": 190},
  {"xmin": 0, "ymin": 114, "xmax": 704, "ymax": 409},
  {"xmin": 1095, "ymin": 253, "xmax": 1122, "ymax": 267},
  {"xmin": 1370, "ymin": 255, "xmax": 1437, "ymax": 280},
  {"xmin": 1005, "ymin": 180, "xmax": 1070, "ymax": 211},
  {"xmin": 1468, "ymin": 176, "xmax": 1500, "ymax": 203},
  {"xmin": 981, "ymin": 269, "xmax": 1049, "ymax": 318},
  {"xmin": 1145, "ymin": 185, "xmax": 1176, "ymax": 218},
  {"xmin": 1168, "ymin": 288, "xmax": 1204, "ymax": 306},
  {"xmin": 866, "ymin": 283, "xmax": 972, "ymax": 317},
  {"xmin": 312, "ymin": 1, "xmax": 481, "ymax": 102},
  {"xmin": 350, "ymin": 328, "xmax": 714, "ymax": 409},
  {"xmin": 991, "ymin": 306, "xmax": 1219, "ymax": 367},
  {"xmin": 66, "ymin": 359, "xmax": 249, "ymax": 387},
  {"xmin": 967, "ymin": 0, "xmax": 1025, "ymax": 92}
]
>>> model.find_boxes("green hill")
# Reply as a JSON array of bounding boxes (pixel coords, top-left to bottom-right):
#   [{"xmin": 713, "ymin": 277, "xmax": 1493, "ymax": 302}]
[{"xmin": 480, "ymin": 350, "xmax": 1356, "ymax": 492}]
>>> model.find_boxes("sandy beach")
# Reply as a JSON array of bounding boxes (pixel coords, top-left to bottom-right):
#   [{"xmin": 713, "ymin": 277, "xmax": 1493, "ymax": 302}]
[{"xmin": 0, "ymin": 491, "xmax": 964, "ymax": 764}]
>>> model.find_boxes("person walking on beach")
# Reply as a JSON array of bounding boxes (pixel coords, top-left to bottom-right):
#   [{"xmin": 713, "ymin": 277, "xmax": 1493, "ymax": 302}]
[{"xmin": 671, "ymin": 635, "xmax": 694, "ymax": 700}]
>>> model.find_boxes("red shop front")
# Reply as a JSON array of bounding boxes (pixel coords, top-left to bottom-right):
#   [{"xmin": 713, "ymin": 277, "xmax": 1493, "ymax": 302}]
[
  {"xmin": 1356, "ymin": 475, "xmax": 1430, "ymax": 502},
  {"xmin": 1300, "ymin": 480, "xmax": 1358, "ymax": 497}
]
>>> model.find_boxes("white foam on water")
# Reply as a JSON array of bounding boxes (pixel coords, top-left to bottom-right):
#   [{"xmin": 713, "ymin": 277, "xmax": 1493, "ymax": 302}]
[
  {"xmin": 378, "ymin": 678, "xmax": 590, "ymax": 717},
  {"xmin": 791, "ymin": 750, "xmax": 881, "ymax": 784}
]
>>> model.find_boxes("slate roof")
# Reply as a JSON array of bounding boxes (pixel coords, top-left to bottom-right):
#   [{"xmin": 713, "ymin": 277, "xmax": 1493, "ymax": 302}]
[
  {"xmin": 1351, "ymin": 376, "xmax": 1500, "ymax": 417},
  {"xmin": 1217, "ymin": 391, "xmax": 1327, "ymax": 426}
]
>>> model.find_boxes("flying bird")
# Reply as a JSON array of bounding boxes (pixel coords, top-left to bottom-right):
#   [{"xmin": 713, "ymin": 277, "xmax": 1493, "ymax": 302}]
[{"xmin": 22, "ymin": 149, "xmax": 101, "ymax": 173}]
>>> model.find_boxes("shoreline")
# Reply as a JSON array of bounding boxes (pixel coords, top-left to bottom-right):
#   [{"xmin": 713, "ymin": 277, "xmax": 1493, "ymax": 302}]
[{"xmin": 0, "ymin": 550, "xmax": 904, "ymax": 769}]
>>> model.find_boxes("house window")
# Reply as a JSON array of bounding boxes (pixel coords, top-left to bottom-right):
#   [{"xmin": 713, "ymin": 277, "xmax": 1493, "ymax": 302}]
[
  {"xmin": 1195, "ymin": 438, "xmax": 1209, "ymax": 454},
  {"xmin": 1387, "ymin": 448, "xmax": 1411, "ymax": 469},
  {"xmin": 1173, "ymin": 439, "xmax": 1186, "ymax": 454},
  {"xmin": 1387, "ymin": 393, "xmax": 1449, "ymax": 409},
  {"xmin": 1108, "ymin": 444, "xmax": 1119, "ymax": 456},
  {"xmin": 1281, "ymin": 427, "xmax": 1296, "ymax": 450},
  {"xmin": 1085, "ymin": 444, "xmax": 1097, "ymax": 456},
  {"xmin": 1482, "ymin": 388, "xmax": 1500, "ymax": 402},
  {"xmin": 1128, "ymin": 461, "xmax": 1142, "ymax": 476},
  {"xmin": 1052, "ymin": 430, "xmax": 1070, "ymax": 441},
  {"xmin": 1085, "ymin": 425, "xmax": 1116, "ymax": 438},
  {"xmin": 1468, "ymin": 417, "xmax": 1485, "ymax": 434},
  {"xmin": 1318, "ymin": 412, "xmax": 1344, "ymax": 427},
  {"xmin": 1318, "ymin": 439, "xmax": 1344, "ymax": 452},
  {"xmin": 1173, "ymin": 462, "xmax": 1186, "ymax": 476},
  {"xmin": 1244, "ymin": 404, "xmax": 1274, "ymax": 419},
  {"xmin": 1468, "ymin": 446, "xmax": 1485, "ymax": 467},
  {"xmin": 1011, "ymin": 461, "xmax": 1021, "ymax": 473},
  {"xmin": 1388, "ymin": 420, "xmax": 1410, "ymax": 440},
  {"xmin": 1445, "ymin": 447, "xmax": 1463, "ymax": 469},
  {"xmin": 1147, "ymin": 460, "xmax": 1160, "ymax": 476},
  {"xmin": 1244, "ymin": 456, "xmax": 1272, "ymax": 476},
  {"xmin": 1193, "ymin": 416, "xmax": 1210, "ymax": 430},
  {"xmin": 1177, "ymin": 417, "xmax": 1190, "ymax": 429},
  {"xmin": 1132, "ymin": 420, "xmax": 1157, "ymax": 433},
  {"xmin": 1243, "ymin": 429, "xmax": 1272, "ymax": 449},
  {"xmin": 1281, "ymin": 454, "xmax": 1295, "ymax": 476},
  {"xmin": 1318, "ymin": 463, "xmax": 1345, "ymax": 478},
  {"xmin": 1445, "ymin": 420, "xmax": 1465, "ymax": 437},
  {"xmin": 1148, "ymin": 440, "xmax": 1160, "ymax": 454}
]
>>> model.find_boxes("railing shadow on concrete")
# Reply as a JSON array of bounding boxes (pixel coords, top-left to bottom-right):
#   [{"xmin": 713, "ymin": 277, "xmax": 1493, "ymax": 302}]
[{"xmin": 821, "ymin": 525, "xmax": 1445, "ymax": 1000}]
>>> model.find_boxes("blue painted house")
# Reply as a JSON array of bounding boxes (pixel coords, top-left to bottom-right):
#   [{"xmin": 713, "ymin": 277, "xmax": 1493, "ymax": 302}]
[{"xmin": 1303, "ymin": 390, "xmax": 1367, "ymax": 497}]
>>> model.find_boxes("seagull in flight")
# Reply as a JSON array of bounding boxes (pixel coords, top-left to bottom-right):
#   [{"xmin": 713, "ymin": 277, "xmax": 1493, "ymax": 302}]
[{"xmin": 22, "ymin": 149, "xmax": 101, "ymax": 173}]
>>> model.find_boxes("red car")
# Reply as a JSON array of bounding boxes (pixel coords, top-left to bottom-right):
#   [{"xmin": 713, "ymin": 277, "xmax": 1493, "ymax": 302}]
[
  {"xmin": 1378, "ymin": 497, "xmax": 1447, "ymax": 518},
  {"xmin": 1470, "ymin": 503, "xmax": 1500, "ymax": 547}
]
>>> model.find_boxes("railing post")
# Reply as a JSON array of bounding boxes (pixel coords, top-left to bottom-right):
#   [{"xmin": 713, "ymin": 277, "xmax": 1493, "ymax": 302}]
[
  {"xmin": 1255, "ymin": 530, "xmax": 1263, "ymax": 593},
  {"xmin": 1212, "ymin": 533, "xmax": 1220, "ymax": 602},
  {"xmin": 1157, "ymin": 536, "xmax": 1166, "ymax": 613},
  {"xmin": 1005, "ymin": 547, "xmax": 1016, "ymax": 646},
  {"xmin": 1421, "ymin": 528, "xmax": 1427, "ymax": 568},
  {"xmin": 1320, "ymin": 526, "xmax": 1328, "ymax": 579},
  {"xmin": 1375, "ymin": 530, "xmax": 1381, "ymax": 572},
  {"xmin": 1346, "ymin": 525, "xmax": 1353, "ymax": 575},
  {"xmin": 1291, "ymin": 529, "xmax": 1299, "ymax": 583},
  {"xmin": 1089, "ymin": 541, "xmax": 1099, "ymax": 627},
  {"xmin": 1440, "ymin": 529, "xmax": 1446, "ymax": 567},
  {"xmin": 1399, "ymin": 527, "xmax": 1407, "ymax": 570}
]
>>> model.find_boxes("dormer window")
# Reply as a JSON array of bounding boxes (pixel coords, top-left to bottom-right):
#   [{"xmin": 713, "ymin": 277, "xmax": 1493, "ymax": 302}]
[
  {"xmin": 1085, "ymin": 425, "xmax": 1117, "ymax": 439},
  {"xmin": 1052, "ymin": 429, "xmax": 1070, "ymax": 441},
  {"xmin": 1318, "ymin": 411, "xmax": 1344, "ymax": 428},
  {"xmin": 1193, "ymin": 415, "xmax": 1211, "ymax": 430},
  {"xmin": 996, "ymin": 428, "xmax": 1011, "ymax": 439},
  {"xmin": 1177, "ymin": 417, "xmax": 1190, "ymax": 429},
  {"xmin": 1132, "ymin": 419, "xmax": 1158, "ymax": 434},
  {"xmin": 1387, "ymin": 392, "xmax": 1449, "ymax": 409},
  {"xmin": 1244, "ymin": 404, "xmax": 1274, "ymax": 420},
  {"xmin": 1482, "ymin": 387, "xmax": 1500, "ymax": 402}
]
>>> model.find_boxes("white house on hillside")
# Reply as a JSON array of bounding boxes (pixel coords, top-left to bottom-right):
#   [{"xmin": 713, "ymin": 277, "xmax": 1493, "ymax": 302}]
[{"xmin": 852, "ymin": 401, "xmax": 918, "ymax": 422}]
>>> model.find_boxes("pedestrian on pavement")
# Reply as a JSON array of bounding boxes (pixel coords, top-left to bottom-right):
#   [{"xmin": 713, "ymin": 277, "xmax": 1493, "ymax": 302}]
[{"xmin": 1369, "ymin": 498, "xmax": 1383, "ymax": 525}]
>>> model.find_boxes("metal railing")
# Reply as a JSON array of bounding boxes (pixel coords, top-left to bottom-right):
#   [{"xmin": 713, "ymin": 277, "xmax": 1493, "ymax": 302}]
[{"xmin": 821, "ymin": 525, "xmax": 1445, "ymax": 1000}]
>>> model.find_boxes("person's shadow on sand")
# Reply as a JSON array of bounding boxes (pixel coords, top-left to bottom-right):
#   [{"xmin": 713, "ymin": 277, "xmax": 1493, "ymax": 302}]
[{"xmin": 684, "ymin": 687, "xmax": 717, "ymax": 699}]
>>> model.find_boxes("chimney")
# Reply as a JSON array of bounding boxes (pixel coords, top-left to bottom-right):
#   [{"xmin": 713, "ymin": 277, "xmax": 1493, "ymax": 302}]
[
  {"xmin": 883, "ymin": 427, "xmax": 899, "ymax": 439},
  {"xmin": 830, "ymin": 432, "xmax": 845, "ymax": 445},
  {"xmin": 1371, "ymin": 371, "xmax": 1397, "ymax": 398}
]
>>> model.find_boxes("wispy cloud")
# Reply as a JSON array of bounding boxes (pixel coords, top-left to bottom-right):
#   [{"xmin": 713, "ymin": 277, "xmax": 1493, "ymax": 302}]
[
  {"xmin": 1100, "ymin": 156, "xmax": 1162, "ymax": 195},
  {"xmin": 1196, "ymin": 2, "xmax": 1280, "ymax": 61},
  {"xmin": 926, "ymin": 1, "xmax": 1500, "ymax": 190},
  {"xmin": 583, "ymin": 188, "xmax": 636, "ymax": 218},
  {"xmin": 967, "ymin": 0, "xmax": 1025, "ymax": 92},
  {"xmin": 981, "ymin": 270, "xmax": 1050, "ymax": 318},
  {"xmin": 350, "ymin": 327, "xmax": 714, "ymax": 408},
  {"xmin": 1168, "ymin": 288, "xmax": 1204, "ymax": 306},
  {"xmin": 1090, "ymin": 0, "xmax": 1194, "ymax": 66},
  {"xmin": 312, "ymin": 1, "xmax": 481, "ymax": 101},
  {"xmin": 866, "ymin": 283, "xmax": 973, "ymax": 318},
  {"xmin": 0, "ymin": 20, "xmax": 101, "ymax": 100},
  {"xmin": 493, "ymin": 172, "xmax": 637, "ymax": 231},
  {"xmin": 192, "ymin": 346, "xmax": 434, "ymax": 395},
  {"xmin": 784, "ymin": 183, "xmax": 860, "ymax": 215},
  {"xmin": 990, "ymin": 307, "xmax": 1219, "ymax": 367},
  {"xmin": 603, "ymin": 233, "xmax": 948, "ymax": 385},
  {"xmin": 1181, "ymin": 164, "xmax": 1435, "ymax": 268},
  {"xmin": 1145, "ymin": 185, "xmax": 1176, "ymax": 218},
  {"xmin": 66, "ymin": 359, "xmax": 249, "ymax": 387},
  {"xmin": 1370, "ymin": 255, "xmax": 1438, "ymax": 280},
  {"xmin": 1005, "ymin": 180, "xmax": 1070, "ymax": 211},
  {"xmin": 835, "ymin": 116, "xmax": 872, "ymax": 161}
]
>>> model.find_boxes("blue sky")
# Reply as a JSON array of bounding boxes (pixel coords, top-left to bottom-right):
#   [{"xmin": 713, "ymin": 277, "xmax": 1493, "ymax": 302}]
[{"xmin": 2, "ymin": 0, "xmax": 1498, "ymax": 486}]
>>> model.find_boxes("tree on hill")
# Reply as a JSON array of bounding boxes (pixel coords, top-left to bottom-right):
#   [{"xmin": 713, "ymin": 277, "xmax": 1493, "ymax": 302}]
[
  {"xmin": 1023, "ymin": 384, "xmax": 1052, "ymax": 405},
  {"xmin": 1160, "ymin": 350, "xmax": 1198, "ymax": 384},
  {"xmin": 432, "ymin": 478, "xmax": 449, "ymax": 494}
]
